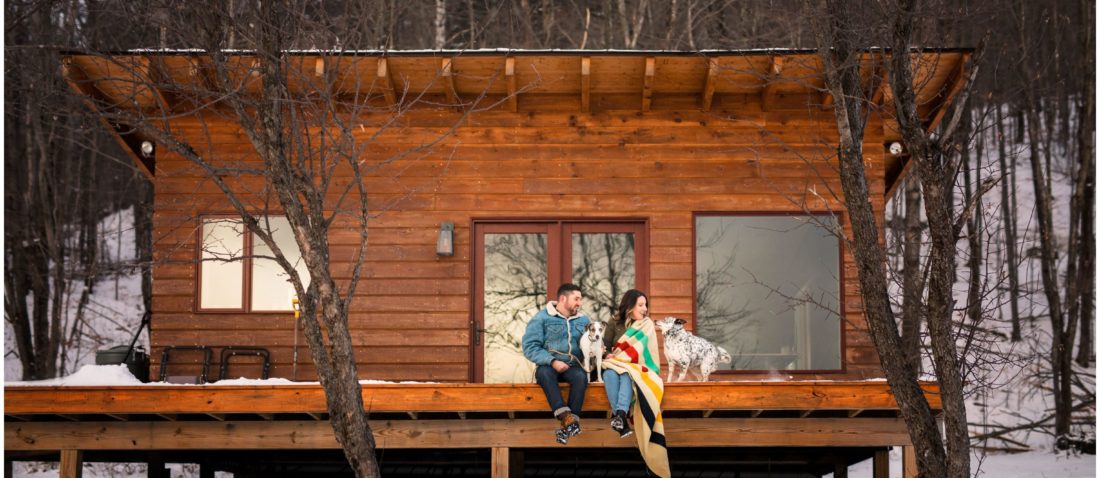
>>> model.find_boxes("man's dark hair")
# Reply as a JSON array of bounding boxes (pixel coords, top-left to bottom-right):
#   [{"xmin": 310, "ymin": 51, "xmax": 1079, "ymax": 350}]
[{"xmin": 556, "ymin": 283, "xmax": 582, "ymax": 298}]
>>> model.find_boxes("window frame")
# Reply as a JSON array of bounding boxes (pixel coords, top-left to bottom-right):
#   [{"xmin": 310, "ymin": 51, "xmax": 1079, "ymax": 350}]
[
  {"xmin": 195, "ymin": 213, "xmax": 304, "ymax": 314},
  {"xmin": 691, "ymin": 211, "xmax": 847, "ymax": 375},
  {"xmin": 469, "ymin": 217, "xmax": 651, "ymax": 383}
]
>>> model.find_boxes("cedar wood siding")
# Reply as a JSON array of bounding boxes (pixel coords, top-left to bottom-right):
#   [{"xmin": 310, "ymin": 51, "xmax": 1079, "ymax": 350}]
[{"xmin": 149, "ymin": 101, "xmax": 888, "ymax": 382}]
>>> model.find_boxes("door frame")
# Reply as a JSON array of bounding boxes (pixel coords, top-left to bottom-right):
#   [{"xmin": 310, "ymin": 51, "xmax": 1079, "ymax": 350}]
[{"xmin": 469, "ymin": 218, "xmax": 650, "ymax": 383}]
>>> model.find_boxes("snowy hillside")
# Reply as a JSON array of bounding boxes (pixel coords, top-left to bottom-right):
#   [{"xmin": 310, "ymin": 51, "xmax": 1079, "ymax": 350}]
[{"xmin": 4, "ymin": 207, "xmax": 148, "ymax": 380}]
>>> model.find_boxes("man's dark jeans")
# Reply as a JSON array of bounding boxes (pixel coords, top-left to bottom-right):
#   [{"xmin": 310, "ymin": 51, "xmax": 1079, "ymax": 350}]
[{"xmin": 534, "ymin": 364, "xmax": 587, "ymax": 418}]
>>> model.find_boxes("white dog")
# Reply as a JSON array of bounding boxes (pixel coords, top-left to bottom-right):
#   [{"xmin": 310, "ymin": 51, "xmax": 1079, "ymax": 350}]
[
  {"xmin": 579, "ymin": 321, "xmax": 607, "ymax": 382},
  {"xmin": 655, "ymin": 317, "xmax": 732, "ymax": 382}
]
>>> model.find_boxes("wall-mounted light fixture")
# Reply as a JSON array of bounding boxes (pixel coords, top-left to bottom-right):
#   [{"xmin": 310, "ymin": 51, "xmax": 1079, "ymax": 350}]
[
  {"xmin": 436, "ymin": 222, "xmax": 454, "ymax": 257},
  {"xmin": 140, "ymin": 140, "xmax": 155, "ymax": 158},
  {"xmin": 888, "ymin": 141, "xmax": 904, "ymax": 156}
]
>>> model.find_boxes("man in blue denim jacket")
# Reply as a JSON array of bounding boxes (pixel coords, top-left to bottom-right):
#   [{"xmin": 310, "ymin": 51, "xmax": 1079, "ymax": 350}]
[{"xmin": 522, "ymin": 282, "xmax": 591, "ymax": 445}]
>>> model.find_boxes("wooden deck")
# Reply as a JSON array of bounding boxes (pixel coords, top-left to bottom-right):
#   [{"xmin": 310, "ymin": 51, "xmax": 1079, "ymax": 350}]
[
  {"xmin": 6, "ymin": 381, "xmax": 933, "ymax": 477},
  {"xmin": 5, "ymin": 381, "xmax": 940, "ymax": 416},
  {"xmin": 6, "ymin": 381, "xmax": 940, "ymax": 451}
]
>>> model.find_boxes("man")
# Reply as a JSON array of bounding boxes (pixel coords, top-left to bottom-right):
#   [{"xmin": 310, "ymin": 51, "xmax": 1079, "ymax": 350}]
[{"xmin": 522, "ymin": 283, "xmax": 591, "ymax": 444}]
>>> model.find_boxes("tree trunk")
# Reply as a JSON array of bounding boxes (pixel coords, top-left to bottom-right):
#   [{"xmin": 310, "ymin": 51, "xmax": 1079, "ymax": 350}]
[
  {"xmin": 1074, "ymin": 0, "xmax": 1095, "ymax": 367},
  {"xmin": 963, "ymin": 107, "xmax": 983, "ymax": 327},
  {"xmin": 1024, "ymin": 101, "xmax": 1072, "ymax": 437},
  {"xmin": 434, "ymin": 0, "xmax": 446, "ymax": 49},
  {"xmin": 901, "ymin": 174, "xmax": 923, "ymax": 375},
  {"xmin": 888, "ymin": 1, "xmax": 971, "ymax": 475},
  {"xmin": 816, "ymin": 2, "xmax": 948, "ymax": 476},
  {"xmin": 995, "ymin": 106, "xmax": 1022, "ymax": 342}
]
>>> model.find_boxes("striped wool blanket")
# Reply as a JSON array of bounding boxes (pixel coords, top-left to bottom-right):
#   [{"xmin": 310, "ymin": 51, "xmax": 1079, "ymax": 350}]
[{"xmin": 603, "ymin": 316, "xmax": 670, "ymax": 478}]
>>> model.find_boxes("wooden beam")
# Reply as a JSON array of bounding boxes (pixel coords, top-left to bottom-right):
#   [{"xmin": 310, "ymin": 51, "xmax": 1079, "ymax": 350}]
[
  {"xmin": 60, "ymin": 449, "xmax": 82, "ymax": 478},
  {"xmin": 873, "ymin": 449, "xmax": 889, "ymax": 478},
  {"xmin": 642, "ymin": 57, "xmax": 655, "ymax": 112},
  {"xmin": 903, "ymin": 445, "xmax": 918, "ymax": 478},
  {"xmin": 925, "ymin": 56, "xmax": 969, "ymax": 133},
  {"xmin": 491, "ymin": 447, "xmax": 510, "ymax": 478},
  {"xmin": 3, "ymin": 382, "xmax": 942, "ymax": 415},
  {"xmin": 821, "ymin": 91, "xmax": 834, "ymax": 109},
  {"xmin": 441, "ymin": 58, "xmax": 458, "ymax": 108},
  {"xmin": 137, "ymin": 57, "xmax": 172, "ymax": 116},
  {"xmin": 702, "ymin": 57, "xmax": 718, "ymax": 112},
  {"xmin": 60, "ymin": 57, "xmax": 153, "ymax": 179},
  {"xmin": 314, "ymin": 58, "xmax": 325, "ymax": 77},
  {"xmin": 6, "ymin": 418, "xmax": 914, "ymax": 451},
  {"xmin": 505, "ymin": 57, "xmax": 517, "ymax": 113},
  {"xmin": 761, "ymin": 56, "xmax": 784, "ymax": 111},
  {"xmin": 377, "ymin": 58, "xmax": 397, "ymax": 108},
  {"xmin": 867, "ymin": 52, "xmax": 888, "ymax": 108},
  {"xmin": 580, "ymin": 57, "xmax": 591, "ymax": 113},
  {"xmin": 885, "ymin": 155, "xmax": 915, "ymax": 200}
]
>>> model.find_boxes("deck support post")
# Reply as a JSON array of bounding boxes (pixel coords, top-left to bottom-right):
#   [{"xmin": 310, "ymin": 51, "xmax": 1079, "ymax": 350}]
[
  {"xmin": 832, "ymin": 461, "xmax": 848, "ymax": 478},
  {"xmin": 873, "ymin": 449, "xmax": 889, "ymax": 478},
  {"xmin": 492, "ymin": 447, "xmax": 522, "ymax": 478},
  {"xmin": 59, "ymin": 449, "xmax": 83, "ymax": 478},
  {"xmin": 148, "ymin": 453, "xmax": 168, "ymax": 478},
  {"xmin": 902, "ymin": 445, "xmax": 918, "ymax": 478},
  {"xmin": 200, "ymin": 462, "xmax": 215, "ymax": 478}
]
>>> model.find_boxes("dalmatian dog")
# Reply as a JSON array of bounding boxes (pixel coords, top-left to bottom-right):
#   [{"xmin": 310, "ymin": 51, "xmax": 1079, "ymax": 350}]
[
  {"xmin": 655, "ymin": 317, "xmax": 732, "ymax": 382},
  {"xmin": 579, "ymin": 321, "xmax": 607, "ymax": 382}
]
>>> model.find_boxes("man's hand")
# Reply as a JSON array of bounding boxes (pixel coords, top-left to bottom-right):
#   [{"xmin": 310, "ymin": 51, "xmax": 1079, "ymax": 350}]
[{"xmin": 551, "ymin": 360, "xmax": 570, "ymax": 373}]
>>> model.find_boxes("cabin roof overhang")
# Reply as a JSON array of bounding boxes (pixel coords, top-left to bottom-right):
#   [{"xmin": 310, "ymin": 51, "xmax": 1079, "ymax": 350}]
[{"xmin": 61, "ymin": 49, "xmax": 971, "ymax": 195}]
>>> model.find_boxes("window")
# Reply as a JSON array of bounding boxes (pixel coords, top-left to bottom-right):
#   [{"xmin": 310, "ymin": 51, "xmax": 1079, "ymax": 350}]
[
  {"xmin": 199, "ymin": 216, "xmax": 310, "ymax": 312},
  {"xmin": 694, "ymin": 213, "xmax": 842, "ymax": 372}
]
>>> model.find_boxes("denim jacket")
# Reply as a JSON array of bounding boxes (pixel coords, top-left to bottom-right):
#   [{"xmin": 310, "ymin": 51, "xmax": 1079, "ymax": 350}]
[{"xmin": 522, "ymin": 302, "xmax": 590, "ymax": 367}]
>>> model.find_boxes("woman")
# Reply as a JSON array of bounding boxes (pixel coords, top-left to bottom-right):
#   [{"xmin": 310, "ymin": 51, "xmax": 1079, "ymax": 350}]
[{"xmin": 602, "ymin": 289, "xmax": 670, "ymax": 478}]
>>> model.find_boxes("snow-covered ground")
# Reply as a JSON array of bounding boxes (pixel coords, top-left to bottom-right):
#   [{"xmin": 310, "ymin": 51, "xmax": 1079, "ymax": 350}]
[
  {"xmin": 840, "ymin": 446, "xmax": 1096, "ymax": 478},
  {"xmin": 4, "ymin": 207, "xmax": 148, "ymax": 380}
]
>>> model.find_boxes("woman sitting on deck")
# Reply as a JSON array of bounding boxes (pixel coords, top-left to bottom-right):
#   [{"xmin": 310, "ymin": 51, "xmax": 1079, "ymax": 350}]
[{"xmin": 602, "ymin": 289, "xmax": 670, "ymax": 478}]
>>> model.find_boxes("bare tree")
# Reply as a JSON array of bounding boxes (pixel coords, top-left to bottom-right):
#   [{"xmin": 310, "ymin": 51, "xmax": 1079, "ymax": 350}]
[
  {"xmin": 5, "ymin": 0, "xmax": 152, "ymax": 380},
  {"xmin": 61, "ymin": 0, "xmax": 513, "ymax": 474},
  {"xmin": 815, "ymin": 0, "xmax": 987, "ymax": 475},
  {"xmin": 1010, "ymin": 0, "xmax": 1094, "ymax": 437}
]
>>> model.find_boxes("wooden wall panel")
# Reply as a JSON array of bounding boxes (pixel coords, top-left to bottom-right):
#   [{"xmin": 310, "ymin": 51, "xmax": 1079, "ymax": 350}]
[{"xmin": 150, "ymin": 110, "xmax": 888, "ymax": 382}]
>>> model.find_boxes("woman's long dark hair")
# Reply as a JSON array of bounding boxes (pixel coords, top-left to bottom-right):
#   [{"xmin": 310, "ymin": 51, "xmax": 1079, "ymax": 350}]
[{"xmin": 615, "ymin": 289, "xmax": 649, "ymax": 325}]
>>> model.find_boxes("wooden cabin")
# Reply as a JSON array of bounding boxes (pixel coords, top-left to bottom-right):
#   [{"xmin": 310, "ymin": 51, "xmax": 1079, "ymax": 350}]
[{"xmin": 6, "ymin": 50, "xmax": 968, "ymax": 477}]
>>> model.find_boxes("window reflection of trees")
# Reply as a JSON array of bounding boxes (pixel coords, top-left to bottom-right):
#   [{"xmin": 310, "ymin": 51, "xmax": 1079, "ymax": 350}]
[
  {"xmin": 572, "ymin": 233, "xmax": 635, "ymax": 325},
  {"xmin": 695, "ymin": 221, "xmax": 758, "ymax": 370},
  {"xmin": 483, "ymin": 234, "xmax": 547, "ymax": 382},
  {"xmin": 695, "ymin": 216, "xmax": 841, "ymax": 371}
]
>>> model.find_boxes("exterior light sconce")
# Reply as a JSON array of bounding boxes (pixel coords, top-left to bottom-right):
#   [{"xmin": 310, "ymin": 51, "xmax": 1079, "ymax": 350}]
[
  {"xmin": 888, "ymin": 141, "xmax": 904, "ymax": 156},
  {"xmin": 140, "ymin": 140, "xmax": 155, "ymax": 158},
  {"xmin": 436, "ymin": 222, "xmax": 455, "ymax": 257}
]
